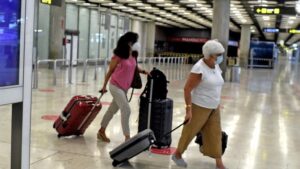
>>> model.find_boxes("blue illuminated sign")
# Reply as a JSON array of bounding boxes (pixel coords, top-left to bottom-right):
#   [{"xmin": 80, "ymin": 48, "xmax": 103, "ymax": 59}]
[
  {"xmin": 0, "ymin": 0, "xmax": 21, "ymax": 87},
  {"xmin": 263, "ymin": 28, "xmax": 279, "ymax": 33}
]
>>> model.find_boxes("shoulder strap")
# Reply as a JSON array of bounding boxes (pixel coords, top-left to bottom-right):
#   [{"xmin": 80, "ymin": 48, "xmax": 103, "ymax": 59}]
[{"xmin": 127, "ymin": 88, "xmax": 134, "ymax": 102}]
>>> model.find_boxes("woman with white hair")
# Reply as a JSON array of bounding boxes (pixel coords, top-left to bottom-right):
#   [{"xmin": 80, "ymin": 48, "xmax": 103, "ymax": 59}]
[{"xmin": 172, "ymin": 40, "xmax": 227, "ymax": 169}]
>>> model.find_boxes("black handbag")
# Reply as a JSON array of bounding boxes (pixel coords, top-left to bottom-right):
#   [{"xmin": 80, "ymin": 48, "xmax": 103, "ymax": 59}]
[
  {"xmin": 128, "ymin": 60, "xmax": 142, "ymax": 102},
  {"xmin": 194, "ymin": 109, "xmax": 228, "ymax": 155},
  {"xmin": 131, "ymin": 66, "xmax": 142, "ymax": 89},
  {"xmin": 195, "ymin": 131, "xmax": 228, "ymax": 155}
]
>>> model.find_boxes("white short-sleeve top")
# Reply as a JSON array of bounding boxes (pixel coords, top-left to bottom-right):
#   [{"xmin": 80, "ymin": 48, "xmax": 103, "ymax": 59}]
[{"xmin": 190, "ymin": 59, "xmax": 224, "ymax": 109}]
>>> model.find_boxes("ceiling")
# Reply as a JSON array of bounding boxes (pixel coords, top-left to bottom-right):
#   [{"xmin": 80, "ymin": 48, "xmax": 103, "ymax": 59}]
[{"xmin": 66, "ymin": 0, "xmax": 300, "ymax": 45}]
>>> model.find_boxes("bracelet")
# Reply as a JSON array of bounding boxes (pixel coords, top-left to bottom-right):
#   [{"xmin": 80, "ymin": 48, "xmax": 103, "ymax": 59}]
[{"xmin": 185, "ymin": 104, "xmax": 192, "ymax": 108}]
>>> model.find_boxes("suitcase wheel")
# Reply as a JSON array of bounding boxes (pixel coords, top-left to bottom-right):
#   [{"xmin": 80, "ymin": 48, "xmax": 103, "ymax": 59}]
[
  {"xmin": 112, "ymin": 160, "xmax": 120, "ymax": 167},
  {"xmin": 57, "ymin": 134, "xmax": 62, "ymax": 138},
  {"xmin": 53, "ymin": 123, "xmax": 55, "ymax": 128}
]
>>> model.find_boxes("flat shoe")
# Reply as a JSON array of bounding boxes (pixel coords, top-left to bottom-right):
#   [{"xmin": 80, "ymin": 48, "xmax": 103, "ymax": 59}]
[
  {"xmin": 171, "ymin": 154, "xmax": 187, "ymax": 168},
  {"xmin": 97, "ymin": 132, "xmax": 111, "ymax": 143}
]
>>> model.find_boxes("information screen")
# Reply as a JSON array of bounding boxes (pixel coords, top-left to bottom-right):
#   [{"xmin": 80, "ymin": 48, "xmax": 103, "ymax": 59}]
[{"xmin": 0, "ymin": 0, "xmax": 21, "ymax": 87}]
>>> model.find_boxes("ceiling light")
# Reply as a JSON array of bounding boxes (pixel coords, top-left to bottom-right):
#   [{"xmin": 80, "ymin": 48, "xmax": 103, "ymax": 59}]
[
  {"xmin": 263, "ymin": 16, "xmax": 270, "ymax": 20},
  {"xmin": 232, "ymin": 10, "xmax": 241, "ymax": 14},
  {"xmin": 125, "ymin": 8, "xmax": 135, "ymax": 12},
  {"xmin": 193, "ymin": 8, "xmax": 202, "ymax": 10},
  {"xmin": 132, "ymin": 2, "xmax": 143, "ymax": 6},
  {"xmin": 296, "ymin": 0, "xmax": 300, "ymax": 14},
  {"xmin": 258, "ymin": 0, "xmax": 268, "ymax": 3},
  {"xmin": 163, "ymin": 3, "xmax": 172, "ymax": 7}
]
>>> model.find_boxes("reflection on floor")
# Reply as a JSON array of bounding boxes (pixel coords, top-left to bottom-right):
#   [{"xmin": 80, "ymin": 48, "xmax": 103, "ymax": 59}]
[{"xmin": 0, "ymin": 59, "xmax": 300, "ymax": 169}]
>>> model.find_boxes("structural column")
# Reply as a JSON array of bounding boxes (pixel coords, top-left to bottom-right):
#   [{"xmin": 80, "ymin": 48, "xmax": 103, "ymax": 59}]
[
  {"xmin": 132, "ymin": 20, "xmax": 146, "ymax": 58},
  {"xmin": 49, "ymin": 2, "xmax": 66, "ymax": 60},
  {"xmin": 296, "ymin": 47, "xmax": 300, "ymax": 62},
  {"xmin": 239, "ymin": 25, "xmax": 251, "ymax": 67},
  {"xmin": 211, "ymin": 0, "xmax": 230, "ymax": 77},
  {"xmin": 145, "ymin": 22, "xmax": 156, "ymax": 57}
]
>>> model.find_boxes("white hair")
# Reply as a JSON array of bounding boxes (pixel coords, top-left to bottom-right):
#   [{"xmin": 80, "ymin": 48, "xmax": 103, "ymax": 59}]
[{"xmin": 202, "ymin": 40, "xmax": 225, "ymax": 59}]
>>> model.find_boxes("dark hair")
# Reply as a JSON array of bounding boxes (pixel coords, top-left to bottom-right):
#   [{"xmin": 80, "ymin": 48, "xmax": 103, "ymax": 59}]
[
  {"xmin": 132, "ymin": 51, "xmax": 138, "ymax": 58},
  {"xmin": 114, "ymin": 32, "xmax": 139, "ymax": 59}
]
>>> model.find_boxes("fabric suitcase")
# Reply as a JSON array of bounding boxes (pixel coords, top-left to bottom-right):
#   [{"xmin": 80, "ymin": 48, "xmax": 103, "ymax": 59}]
[
  {"xmin": 109, "ymin": 129, "xmax": 156, "ymax": 167},
  {"xmin": 53, "ymin": 95, "xmax": 102, "ymax": 137},
  {"xmin": 138, "ymin": 96, "xmax": 173, "ymax": 148}
]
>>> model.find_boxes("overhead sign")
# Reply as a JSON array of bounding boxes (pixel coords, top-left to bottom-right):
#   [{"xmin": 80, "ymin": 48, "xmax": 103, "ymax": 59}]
[
  {"xmin": 168, "ymin": 37, "xmax": 208, "ymax": 43},
  {"xmin": 40, "ymin": 0, "xmax": 62, "ymax": 6},
  {"xmin": 263, "ymin": 28, "xmax": 300, "ymax": 34},
  {"xmin": 254, "ymin": 6, "xmax": 296, "ymax": 15},
  {"xmin": 255, "ymin": 7, "xmax": 280, "ymax": 15},
  {"xmin": 288, "ymin": 29, "xmax": 300, "ymax": 34},
  {"xmin": 263, "ymin": 28, "xmax": 279, "ymax": 33},
  {"xmin": 228, "ymin": 40, "xmax": 239, "ymax": 47}
]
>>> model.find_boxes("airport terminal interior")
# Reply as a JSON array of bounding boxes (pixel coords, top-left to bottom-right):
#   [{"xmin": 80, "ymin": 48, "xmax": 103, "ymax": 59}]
[{"xmin": 1, "ymin": 0, "xmax": 300, "ymax": 169}]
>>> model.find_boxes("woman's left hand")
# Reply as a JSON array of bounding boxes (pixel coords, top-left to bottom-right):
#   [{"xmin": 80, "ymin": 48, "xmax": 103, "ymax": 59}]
[{"xmin": 144, "ymin": 71, "xmax": 151, "ymax": 77}]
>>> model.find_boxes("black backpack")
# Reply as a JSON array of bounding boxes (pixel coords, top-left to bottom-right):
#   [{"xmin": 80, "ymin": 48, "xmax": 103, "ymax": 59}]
[{"xmin": 141, "ymin": 68, "xmax": 168, "ymax": 100}]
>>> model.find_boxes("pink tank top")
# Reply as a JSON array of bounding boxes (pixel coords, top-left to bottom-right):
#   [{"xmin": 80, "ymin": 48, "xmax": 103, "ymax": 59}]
[{"xmin": 110, "ymin": 55, "xmax": 137, "ymax": 91}]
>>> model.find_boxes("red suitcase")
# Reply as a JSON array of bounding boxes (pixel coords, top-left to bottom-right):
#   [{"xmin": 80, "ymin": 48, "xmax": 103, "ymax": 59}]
[{"xmin": 53, "ymin": 95, "xmax": 102, "ymax": 138}]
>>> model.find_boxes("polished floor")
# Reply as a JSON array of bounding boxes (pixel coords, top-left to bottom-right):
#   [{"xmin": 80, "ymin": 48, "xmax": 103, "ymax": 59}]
[{"xmin": 0, "ymin": 58, "xmax": 300, "ymax": 169}]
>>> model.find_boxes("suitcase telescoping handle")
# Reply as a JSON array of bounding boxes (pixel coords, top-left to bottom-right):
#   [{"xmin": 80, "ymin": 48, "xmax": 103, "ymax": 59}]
[
  {"xmin": 147, "ymin": 77, "xmax": 154, "ymax": 129},
  {"xmin": 162, "ymin": 119, "xmax": 189, "ymax": 138},
  {"xmin": 77, "ymin": 92, "xmax": 105, "ymax": 130}
]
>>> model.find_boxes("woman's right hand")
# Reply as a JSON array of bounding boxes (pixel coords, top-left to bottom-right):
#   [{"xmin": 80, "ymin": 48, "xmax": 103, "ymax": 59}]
[
  {"xmin": 99, "ymin": 86, "xmax": 108, "ymax": 94},
  {"xmin": 185, "ymin": 108, "xmax": 192, "ymax": 124}
]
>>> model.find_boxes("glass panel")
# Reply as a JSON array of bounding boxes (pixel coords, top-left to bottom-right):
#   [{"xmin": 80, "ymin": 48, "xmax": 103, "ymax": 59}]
[
  {"xmin": 124, "ymin": 17, "xmax": 130, "ymax": 33},
  {"xmin": 37, "ymin": 4, "xmax": 50, "ymax": 60},
  {"xmin": 99, "ymin": 14, "xmax": 108, "ymax": 58},
  {"xmin": 78, "ymin": 7, "xmax": 89, "ymax": 59},
  {"xmin": 118, "ymin": 17, "xmax": 124, "ymax": 37},
  {"xmin": 66, "ymin": 4, "xmax": 78, "ymax": 30},
  {"xmin": 109, "ymin": 14, "xmax": 117, "ymax": 58},
  {"xmin": 89, "ymin": 10, "xmax": 99, "ymax": 59}
]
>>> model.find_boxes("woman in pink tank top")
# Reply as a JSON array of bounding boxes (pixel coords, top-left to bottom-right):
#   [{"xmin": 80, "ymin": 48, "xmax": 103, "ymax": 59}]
[{"xmin": 97, "ymin": 32, "xmax": 149, "ymax": 142}]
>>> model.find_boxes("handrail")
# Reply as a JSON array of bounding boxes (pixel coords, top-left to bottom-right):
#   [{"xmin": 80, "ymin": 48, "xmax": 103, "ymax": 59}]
[
  {"xmin": 82, "ymin": 58, "xmax": 107, "ymax": 82},
  {"xmin": 33, "ymin": 59, "xmax": 56, "ymax": 89},
  {"xmin": 54, "ymin": 59, "xmax": 69, "ymax": 85}
]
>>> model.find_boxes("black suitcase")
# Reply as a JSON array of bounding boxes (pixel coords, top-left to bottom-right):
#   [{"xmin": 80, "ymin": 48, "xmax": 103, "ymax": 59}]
[
  {"xmin": 110, "ymin": 121, "xmax": 188, "ymax": 167},
  {"xmin": 138, "ymin": 96, "xmax": 173, "ymax": 148},
  {"xmin": 110, "ymin": 129, "xmax": 156, "ymax": 167},
  {"xmin": 138, "ymin": 69, "xmax": 173, "ymax": 148}
]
